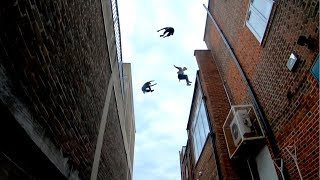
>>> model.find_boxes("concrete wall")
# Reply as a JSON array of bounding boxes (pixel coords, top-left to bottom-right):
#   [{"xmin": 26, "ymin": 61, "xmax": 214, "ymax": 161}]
[{"xmin": 123, "ymin": 63, "xmax": 135, "ymax": 179}]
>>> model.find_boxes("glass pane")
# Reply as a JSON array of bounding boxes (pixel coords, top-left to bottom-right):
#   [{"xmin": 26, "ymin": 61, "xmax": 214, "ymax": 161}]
[
  {"xmin": 193, "ymin": 130, "xmax": 199, "ymax": 161},
  {"xmin": 311, "ymin": 54, "xmax": 319, "ymax": 81},
  {"xmin": 197, "ymin": 115, "xmax": 205, "ymax": 150},
  {"xmin": 246, "ymin": 0, "xmax": 273, "ymax": 42},
  {"xmin": 251, "ymin": 0, "xmax": 273, "ymax": 19},
  {"xmin": 247, "ymin": 8, "xmax": 267, "ymax": 40},
  {"xmin": 195, "ymin": 124, "xmax": 202, "ymax": 153}
]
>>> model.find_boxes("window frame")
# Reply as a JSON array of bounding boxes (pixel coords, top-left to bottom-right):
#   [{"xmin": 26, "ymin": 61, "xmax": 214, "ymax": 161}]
[
  {"xmin": 244, "ymin": 0, "xmax": 275, "ymax": 44},
  {"xmin": 310, "ymin": 54, "xmax": 319, "ymax": 82},
  {"xmin": 191, "ymin": 87, "xmax": 210, "ymax": 163}
]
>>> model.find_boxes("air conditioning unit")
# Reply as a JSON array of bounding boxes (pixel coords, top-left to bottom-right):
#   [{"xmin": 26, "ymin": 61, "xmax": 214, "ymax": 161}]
[{"xmin": 229, "ymin": 109, "xmax": 252, "ymax": 145}]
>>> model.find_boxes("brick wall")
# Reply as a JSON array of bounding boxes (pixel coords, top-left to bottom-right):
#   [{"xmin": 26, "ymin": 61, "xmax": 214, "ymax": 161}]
[
  {"xmin": 0, "ymin": 0, "xmax": 117, "ymax": 179},
  {"xmin": 204, "ymin": 20, "xmax": 251, "ymax": 105},
  {"xmin": 195, "ymin": 50, "xmax": 240, "ymax": 179},
  {"xmin": 180, "ymin": 143, "xmax": 193, "ymax": 180},
  {"xmin": 204, "ymin": 0, "xmax": 319, "ymax": 179},
  {"xmin": 193, "ymin": 137, "xmax": 217, "ymax": 180},
  {"xmin": 97, "ymin": 90, "xmax": 128, "ymax": 180}
]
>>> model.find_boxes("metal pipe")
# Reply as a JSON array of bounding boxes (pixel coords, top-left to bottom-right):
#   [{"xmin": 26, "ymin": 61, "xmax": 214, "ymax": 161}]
[{"xmin": 203, "ymin": 3, "xmax": 281, "ymax": 159}]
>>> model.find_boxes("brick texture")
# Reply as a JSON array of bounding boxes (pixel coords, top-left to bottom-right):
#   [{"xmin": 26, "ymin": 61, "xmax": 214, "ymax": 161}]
[
  {"xmin": 97, "ymin": 90, "xmax": 128, "ymax": 180},
  {"xmin": 195, "ymin": 50, "xmax": 241, "ymax": 179},
  {"xmin": 204, "ymin": 0, "xmax": 319, "ymax": 179},
  {"xmin": 193, "ymin": 137, "xmax": 217, "ymax": 180},
  {"xmin": 0, "ymin": 0, "xmax": 112, "ymax": 179},
  {"xmin": 180, "ymin": 142, "xmax": 195, "ymax": 180}
]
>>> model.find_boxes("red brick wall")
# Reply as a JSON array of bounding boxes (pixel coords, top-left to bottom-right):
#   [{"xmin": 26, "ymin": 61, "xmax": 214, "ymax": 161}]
[
  {"xmin": 195, "ymin": 50, "xmax": 240, "ymax": 179},
  {"xmin": 193, "ymin": 137, "xmax": 217, "ymax": 180},
  {"xmin": 204, "ymin": 0, "xmax": 319, "ymax": 179},
  {"xmin": 204, "ymin": 20, "xmax": 250, "ymax": 105},
  {"xmin": 208, "ymin": 0, "xmax": 264, "ymax": 79},
  {"xmin": 180, "ymin": 143, "xmax": 194, "ymax": 180}
]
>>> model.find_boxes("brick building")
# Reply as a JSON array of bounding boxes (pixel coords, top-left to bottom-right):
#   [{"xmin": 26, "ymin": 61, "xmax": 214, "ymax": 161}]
[
  {"xmin": 180, "ymin": 0, "xmax": 319, "ymax": 179},
  {"xmin": 0, "ymin": 0, "xmax": 135, "ymax": 180}
]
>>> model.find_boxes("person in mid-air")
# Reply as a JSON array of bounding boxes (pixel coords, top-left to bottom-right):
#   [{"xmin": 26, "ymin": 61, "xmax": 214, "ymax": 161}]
[
  {"xmin": 141, "ymin": 80, "xmax": 157, "ymax": 93},
  {"xmin": 157, "ymin": 27, "xmax": 174, "ymax": 38},
  {"xmin": 174, "ymin": 65, "xmax": 192, "ymax": 86}
]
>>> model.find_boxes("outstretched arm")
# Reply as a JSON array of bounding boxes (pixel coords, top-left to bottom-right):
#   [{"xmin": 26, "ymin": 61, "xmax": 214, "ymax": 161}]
[
  {"xmin": 174, "ymin": 65, "xmax": 180, "ymax": 69},
  {"xmin": 147, "ymin": 80, "xmax": 155, "ymax": 83},
  {"xmin": 157, "ymin": 27, "xmax": 167, "ymax": 32}
]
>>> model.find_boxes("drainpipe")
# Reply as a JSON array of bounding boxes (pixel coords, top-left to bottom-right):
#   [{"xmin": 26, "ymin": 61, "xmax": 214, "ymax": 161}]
[
  {"xmin": 203, "ymin": 3, "xmax": 281, "ymax": 159},
  {"xmin": 197, "ymin": 73, "xmax": 222, "ymax": 180}
]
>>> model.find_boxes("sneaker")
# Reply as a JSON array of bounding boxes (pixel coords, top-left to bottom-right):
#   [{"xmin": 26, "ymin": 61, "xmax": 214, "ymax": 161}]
[
  {"xmin": 187, "ymin": 83, "xmax": 191, "ymax": 86},
  {"xmin": 151, "ymin": 90, "xmax": 154, "ymax": 92}
]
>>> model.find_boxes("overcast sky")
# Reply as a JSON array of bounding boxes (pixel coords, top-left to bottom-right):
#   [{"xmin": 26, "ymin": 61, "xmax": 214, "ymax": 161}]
[{"xmin": 117, "ymin": 0, "xmax": 208, "ymax": 179}]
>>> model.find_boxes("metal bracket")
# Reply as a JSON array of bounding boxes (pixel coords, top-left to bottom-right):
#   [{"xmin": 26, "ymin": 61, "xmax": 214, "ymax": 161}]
[
  {"xmin": 285, "ymin": 146, "xmax": 303, "ymax": 180},
  {"xmin": 273, "ymin": 158, "xmax": 285, "ymax": 180}
]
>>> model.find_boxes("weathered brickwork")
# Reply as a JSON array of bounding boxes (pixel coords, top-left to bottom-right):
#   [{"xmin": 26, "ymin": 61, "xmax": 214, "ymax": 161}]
[
  {"xmin": 208, "ymin": 0, "xmax": 265, "ymax": 79},
  {"xmin": 193, "ymin": 138, "xmax": 217, "ymax": 180},
  {"xmin": 0, "ymin": 0, "xmax": 113, "ymax": 179},
  {"xmin": 204, "ymin": 0, "xmax": 319, "ymax": 179},
  {"xmin": 204, "ymin": 21, "xmax": 251, "ymax": 105},
  {"xmin": 97, "ymin": 90, "xmax": 128, "ymax": 180},
  {"xmin": 195, "ymin": 50, "xmax": 240, "ymax": 179},
  {"xmin": 180, "ymin": 142, "xmax": 194, "ymax": 180}
]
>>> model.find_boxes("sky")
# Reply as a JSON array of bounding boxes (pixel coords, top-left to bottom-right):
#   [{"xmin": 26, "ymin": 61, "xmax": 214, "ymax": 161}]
[{"xmin": 117, "ymin": 0, "xmax": 208, "ymax": 179}]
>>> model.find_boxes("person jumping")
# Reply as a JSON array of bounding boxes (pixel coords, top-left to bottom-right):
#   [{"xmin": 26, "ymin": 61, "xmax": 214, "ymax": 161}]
[
  {"xmin": 157, "ymin": 27, "xmax": 174, "ymax": 38},
  {"xmin": 141, "ymin": 80, "xmax": 157, "ymax": 94},
  {"xmin": 174, "ymin": 65, "xmax": 192, "ymax": 86}
]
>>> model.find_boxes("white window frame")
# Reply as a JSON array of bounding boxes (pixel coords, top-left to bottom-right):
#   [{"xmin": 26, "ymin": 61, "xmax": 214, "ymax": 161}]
[
  {"xmin": 245, "ymin": 0, "xmax": 274, "ymax": 43},
  {"xmin": 191, "ymin": 88, "xmax": 210, "ymax": 163}
]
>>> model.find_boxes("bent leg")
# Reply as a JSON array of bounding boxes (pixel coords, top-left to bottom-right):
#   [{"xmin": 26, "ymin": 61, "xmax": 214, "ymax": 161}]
[
  {"xmin": 162, "ymin": 30, "xmax": 170, "ymax": 38},
  {"xmin": 184, "ymin": 75, "xmax": 192, "ymax": 85},
  {"xmin": 178, "ymin": 74, "xmax": 191, "ymax": 85},
  {"xmin": 146, "ymin": 86, "xmax": 154, "ymax": 92},
  {"xmin": 185, "ymin": 75, "xmax": 191, "ymax": 83}
]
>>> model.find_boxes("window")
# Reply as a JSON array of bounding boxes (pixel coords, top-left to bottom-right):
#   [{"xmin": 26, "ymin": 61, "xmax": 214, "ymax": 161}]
[
  {"xmin": 310, "ymin": 54, "xmax": 319, "ymax": 82},
  {"xmin": 245, "ymin": 0, "xmax": 274, "ymax": 43},
  {"xmin": 191, "ymin": 88, "xmax": 210, "ymax": 163}
]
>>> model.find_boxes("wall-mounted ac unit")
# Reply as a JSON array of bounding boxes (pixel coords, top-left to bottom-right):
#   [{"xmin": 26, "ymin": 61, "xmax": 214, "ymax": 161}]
[
  {"xmin": 223, "ymin": 105, "xmax": 265, "ymax": 159},
  {"xmin": 229, "ymin": 109, "xmax": 252, "ymax": 145}
]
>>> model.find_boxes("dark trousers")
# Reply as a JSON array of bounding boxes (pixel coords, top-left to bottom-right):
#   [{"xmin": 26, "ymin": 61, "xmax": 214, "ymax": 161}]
[{"xmin": 178, "ymin": 74, "xmax": 190, "ymax": 82}]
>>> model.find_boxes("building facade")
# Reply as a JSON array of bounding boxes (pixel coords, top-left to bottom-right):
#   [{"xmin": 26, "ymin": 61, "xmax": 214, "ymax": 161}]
[
  {"xmin": 180, "ymin": 0, "xmax": 319, "ymax": 179},
  {"xmin": 0, "ymin": 0, "xmax": 135, "ymax": 180}
]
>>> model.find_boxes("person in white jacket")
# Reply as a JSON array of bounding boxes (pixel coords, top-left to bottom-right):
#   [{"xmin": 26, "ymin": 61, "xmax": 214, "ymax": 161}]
[{"xmin": 174, "ymin": 65, "xmax": 192, "ymax": 86}]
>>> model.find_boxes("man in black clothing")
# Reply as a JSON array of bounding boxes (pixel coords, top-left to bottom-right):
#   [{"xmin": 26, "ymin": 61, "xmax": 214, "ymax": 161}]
[
  {"xmin": 157, "ymin": 27, "xmax": 174, "ymax": 38},
  {"xmin": 141, "ymin": 80, "xmax": 157, "ymax": 93}
]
